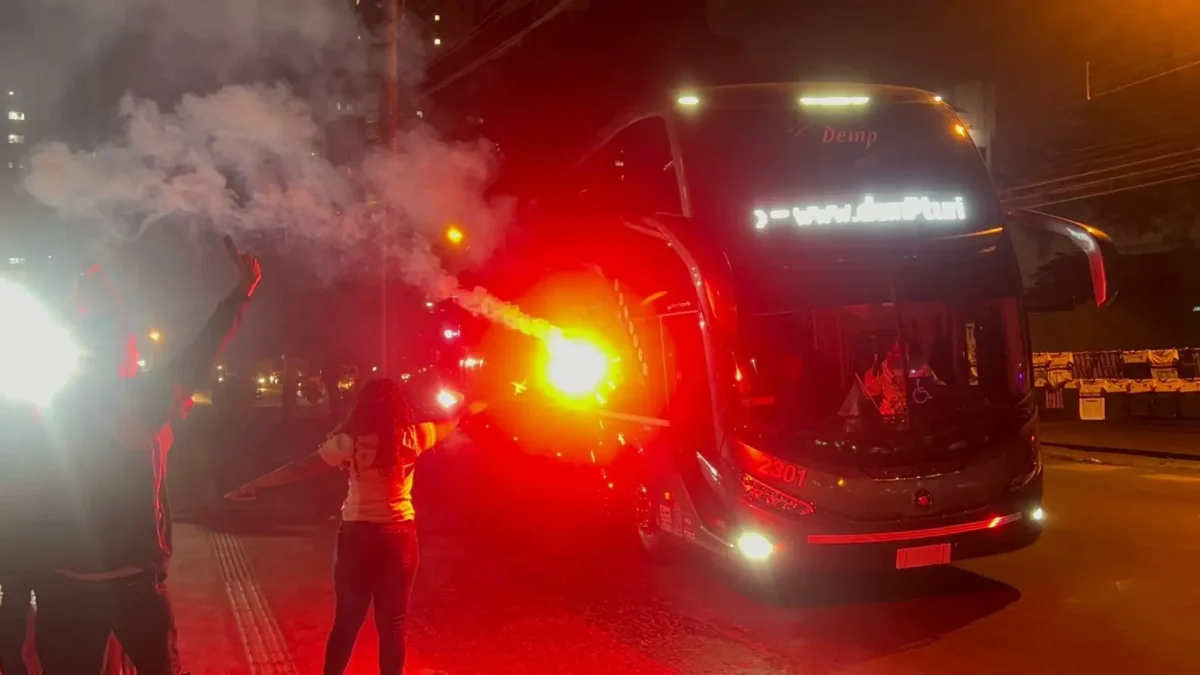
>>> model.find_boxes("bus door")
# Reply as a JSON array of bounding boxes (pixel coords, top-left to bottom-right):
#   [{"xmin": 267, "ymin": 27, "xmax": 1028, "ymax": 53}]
[{"xmin": 658, "ymin": 310, "xmax": 726, "ymax": 528}]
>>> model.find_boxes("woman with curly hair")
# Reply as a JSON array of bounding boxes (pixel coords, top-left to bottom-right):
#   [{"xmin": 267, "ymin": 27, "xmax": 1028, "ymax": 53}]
[{"xmin": 226, "ymin": 378, "xmax": 485, "ymax": 674}]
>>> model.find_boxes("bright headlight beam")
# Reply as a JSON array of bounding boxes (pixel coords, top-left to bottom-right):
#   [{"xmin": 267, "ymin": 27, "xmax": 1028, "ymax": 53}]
[
  {"xmin": 436, "ymin": 388, "xmax": 460, "ymax": 409},
  {"xmin": 736, "ymin": 532, "xmax": 774, "ymax": 561},
  {"xmin": 0, "ymin": 281, "xmax": 79, "ymax": 405}
]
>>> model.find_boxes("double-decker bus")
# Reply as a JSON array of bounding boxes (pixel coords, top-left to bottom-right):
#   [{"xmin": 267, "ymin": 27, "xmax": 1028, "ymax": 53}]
[{"xmin": 466, "ymin": 82, "xmax": 1118, "ymax": 573}]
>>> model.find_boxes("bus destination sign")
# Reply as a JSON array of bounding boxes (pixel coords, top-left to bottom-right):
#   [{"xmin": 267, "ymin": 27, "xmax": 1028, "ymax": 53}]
[{"xmin": 753, "ymin": 195, "xmax": 967, "ymax": 230}]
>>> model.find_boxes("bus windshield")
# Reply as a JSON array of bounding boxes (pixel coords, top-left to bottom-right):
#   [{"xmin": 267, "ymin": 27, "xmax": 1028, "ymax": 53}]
[
  {"xmin": 731, "ymin": 252, "xmax": 1029, "ymax": 438},
  {"xmin": 675, "ymin": 100, "xmax": 1001, "ymax": 232}
]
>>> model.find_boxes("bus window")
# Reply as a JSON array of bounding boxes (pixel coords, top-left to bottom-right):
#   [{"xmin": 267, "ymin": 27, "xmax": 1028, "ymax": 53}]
[
  {"xmin": 731, "ymin": 249, "xmax": 1026, "ymax": 440},
  {"xmin": 608, "ymin": 116, "xmax": 683, "ymax": 216},
  {"xmin": 563, "ymin": 117, "xmax": 682, "ymax": 253}
]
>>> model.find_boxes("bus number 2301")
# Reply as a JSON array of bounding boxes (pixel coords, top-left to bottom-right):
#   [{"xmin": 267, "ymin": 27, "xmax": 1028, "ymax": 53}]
[{"xmin": 758, "ymin": 457, "xmax": 807, "ymax": 487}]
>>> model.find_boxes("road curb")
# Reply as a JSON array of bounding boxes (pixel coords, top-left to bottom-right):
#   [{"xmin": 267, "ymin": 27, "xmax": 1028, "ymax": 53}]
[{"xmin": 1043, "ymin": 442, "xmax": 1200, "ymax": 463}]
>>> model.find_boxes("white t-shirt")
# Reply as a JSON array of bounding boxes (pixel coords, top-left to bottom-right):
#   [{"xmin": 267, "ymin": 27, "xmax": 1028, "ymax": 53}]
[{"xmin": 317, "ymin": 423, "xmax": 438, "ymax": 522}]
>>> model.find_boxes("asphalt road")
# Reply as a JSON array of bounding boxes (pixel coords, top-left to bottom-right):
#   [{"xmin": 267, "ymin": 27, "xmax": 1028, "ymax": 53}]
[{"xmin": 163, "ymin": 418, "xmax": 1200, "ymax": 675}]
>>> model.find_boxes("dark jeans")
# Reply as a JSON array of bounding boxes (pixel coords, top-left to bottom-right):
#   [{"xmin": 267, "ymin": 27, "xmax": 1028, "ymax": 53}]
[
  {"xmin": 0, "ymin": 573, "xmax": 33, "ymax": 675},
  {"xmin": 35, "ymin": 571, "xmax": 179, "ymax": 675},
  {"xmin": 323, "ymin": 521, "xmax": 419, "ymax": 675}
]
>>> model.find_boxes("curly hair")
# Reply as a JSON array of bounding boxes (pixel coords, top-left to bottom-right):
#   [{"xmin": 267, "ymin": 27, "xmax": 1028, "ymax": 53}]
[{"xmin": 336, "ymin": 378, "xmax": 417, "ymax": 478}]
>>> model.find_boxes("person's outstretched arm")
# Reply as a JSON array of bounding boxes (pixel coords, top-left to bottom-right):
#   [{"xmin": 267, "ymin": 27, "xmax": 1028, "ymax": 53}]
[
  {"xmin": 419, "ymin": 400, "xmax": 488, "ymax": 452},
  {"xmin": 224, "ymin": 401, "xmax": 489, "ymax": 501},
  {"xmin": 225, "ymin": 432, "xmax": 347, "ymax": 500}
]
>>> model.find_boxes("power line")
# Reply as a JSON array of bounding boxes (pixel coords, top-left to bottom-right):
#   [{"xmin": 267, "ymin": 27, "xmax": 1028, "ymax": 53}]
[
  {"xmin": 1059, "ymin": 138, "xmax": 1194, "ymax": 169},
  {"xmin": 1037, "ymin": 131, "xmax": 1189, "ymax": 162},
  {"xmin": 1090, "ymin": 47, "xmax": 1200, "ymax": 89},
  {"xmin": 1009, "ymin": 157, "xmax": 1200, "ymax": 203},
  {"xmin": 1003, "ymin": 146, "xmax": 1200, "ymax": 194},
  {"xmin": 1090, "ymin": 55, "xmax": 1200, "ymax": 100},
  {"xmin": 428, "ymin": 0, "xmax": 516, "ymax": 65},
  {"xmin": 1017, "ymin": 169, "xmax": 1200, "ymax": 210},
  {"xmin": 424, "ymin": 0, "xmax": 576, "ymax": 95},
  {"xmin": 1005, "ymin": 136, "xmax": 1197, "ymax": 190}
]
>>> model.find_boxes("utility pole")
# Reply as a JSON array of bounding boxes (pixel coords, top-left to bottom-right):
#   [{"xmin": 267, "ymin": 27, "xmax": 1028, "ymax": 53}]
[
  {"xmin": 381, "ymin": 0, "xmax": 401, "ymax": 146},
  {"xmin": 379, "ymin": 0, "xmax": 403, "ymax": 375}
]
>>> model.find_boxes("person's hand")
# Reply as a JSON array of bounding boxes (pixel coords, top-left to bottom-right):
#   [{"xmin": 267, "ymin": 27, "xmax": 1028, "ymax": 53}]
[
  {"xmin": 224, "ymin": 483, "xmax": 258, "ymax": 501},
  {"xmin": 222, "ymin": 235, "xmax": 262, "ymax": 299},
  {"xmin": 466, "ymin": 400, "xmax": 488, "ymax": 416}
]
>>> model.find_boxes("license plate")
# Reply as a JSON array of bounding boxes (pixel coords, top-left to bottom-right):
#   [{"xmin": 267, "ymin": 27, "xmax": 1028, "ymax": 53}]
[{"xmin": 895, "ymin": 543, "xmax": 952, "ymax": 569}]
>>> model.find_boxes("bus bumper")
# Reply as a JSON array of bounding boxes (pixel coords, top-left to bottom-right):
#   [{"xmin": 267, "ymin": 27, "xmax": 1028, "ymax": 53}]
[{"xmin": 715, "ymin": 478, "xmax": 1045, "ymax": 573}]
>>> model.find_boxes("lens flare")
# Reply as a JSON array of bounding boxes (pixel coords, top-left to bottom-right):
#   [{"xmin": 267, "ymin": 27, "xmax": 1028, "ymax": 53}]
[
  {"xmin": 436, "ymin": 388, "xmax": 460, "ymax": 409},
  {"xmin": 546, "ymin": 335, "xmax": 609, "ymax": 396},
  {"xmin": 736, "ymin": 532, "xmax": 774, "ymax": 561},
  {"xmin": 0, "ymin": 281, "xmax": 79, "ymax": 405}
]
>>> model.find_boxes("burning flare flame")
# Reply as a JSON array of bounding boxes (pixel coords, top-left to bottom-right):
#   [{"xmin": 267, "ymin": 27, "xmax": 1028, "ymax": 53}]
[{"xmin": 545, "ymin": 333, "xmax": 610, "ymax": 397}]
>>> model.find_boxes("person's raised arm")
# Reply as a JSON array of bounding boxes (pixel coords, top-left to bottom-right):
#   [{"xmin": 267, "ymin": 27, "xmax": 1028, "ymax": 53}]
[
  {"xmin": 166, "ymin": 237, "xmax": 262, "ymax": 406},
  {"xmin": 71, "ymin": 238, "xmax": 259, "ymax": 455}
]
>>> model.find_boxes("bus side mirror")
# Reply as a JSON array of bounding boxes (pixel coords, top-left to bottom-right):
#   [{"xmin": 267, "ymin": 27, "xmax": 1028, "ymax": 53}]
[{"xmin": 1010, "ymin": 210, "xmax": 1120, "ymax": 308}]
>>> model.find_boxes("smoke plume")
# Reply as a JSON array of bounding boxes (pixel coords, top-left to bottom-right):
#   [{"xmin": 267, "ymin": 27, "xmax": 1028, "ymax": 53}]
[{"xmin": 17, "ymin": 0, "xmax": 549, "ymax": 340}]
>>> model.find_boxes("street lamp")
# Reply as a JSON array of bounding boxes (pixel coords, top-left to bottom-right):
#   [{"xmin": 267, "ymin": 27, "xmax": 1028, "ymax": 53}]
[{"xmin": 148, "ymin": 330, "xmax": 162, "ymax": 343}]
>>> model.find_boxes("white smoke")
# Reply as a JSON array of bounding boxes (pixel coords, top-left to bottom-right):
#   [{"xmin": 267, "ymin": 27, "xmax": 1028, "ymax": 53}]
[
  {"xmin": 25, "ymin": 83, "xmax": 505, "ymax": 251},
  {"xmin": 21, "ymin": 0, "xmax": 390, "ymax": 95},
  {"xmin": 19, "ymin": 0, "xmax": 546, "ymax": 338}
]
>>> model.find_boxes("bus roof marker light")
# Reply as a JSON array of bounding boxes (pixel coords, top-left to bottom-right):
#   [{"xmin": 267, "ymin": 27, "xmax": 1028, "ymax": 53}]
[
  {"xmin": 799, "ymin": 96, "xmax": 870, "ymax": 107},
  {"xmin": 677, "ymin": 94, "xmax": 700, "ymax": 107}
]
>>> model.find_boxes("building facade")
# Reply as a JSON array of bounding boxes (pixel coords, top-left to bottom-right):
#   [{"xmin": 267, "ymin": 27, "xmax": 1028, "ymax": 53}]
[{"xmin": 3, "ymin": 87, "xmax": 28, "ymax": 180}]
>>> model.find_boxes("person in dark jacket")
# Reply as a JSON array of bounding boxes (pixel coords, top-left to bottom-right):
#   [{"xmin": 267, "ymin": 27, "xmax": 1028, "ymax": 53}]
[
  {"xmin": 0, "ymin": 400, "xmax": 51, "ymax": 675},
  {"xmin": 33, "ymin": 238, "xmax": 261, "ymax": 675}
]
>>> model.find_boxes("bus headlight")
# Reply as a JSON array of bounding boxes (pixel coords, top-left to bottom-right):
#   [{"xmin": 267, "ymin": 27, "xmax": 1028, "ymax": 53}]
[
  {"xmin": 0, "ymin": 281, "xmax": 79, "ymax": 406},
  {"xmin": 736, "ymin": 532, "xmax": 775, "ymax": 561},
  {"xmin": 436, "ymin": 388, "xmax": 461, "ymax": 409}
]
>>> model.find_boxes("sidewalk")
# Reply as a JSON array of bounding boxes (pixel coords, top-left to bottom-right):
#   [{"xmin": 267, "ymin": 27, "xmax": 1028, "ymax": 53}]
[
  {"xmin": 165, "ymin": 407, "xmax": 330, "ymax": 674},
  {"xmin": 170, "ymin": 523, "xmax": 252, "ymax": 674},
  {"xmin": 1041, "ymin": 420, "xmax": 1200, "ymax": 461}
]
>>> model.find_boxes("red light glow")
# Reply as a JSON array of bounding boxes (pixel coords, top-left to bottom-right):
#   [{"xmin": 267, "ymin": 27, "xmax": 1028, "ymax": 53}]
[
  {"xmin": 545, "ymin": 335, "xmax": 610, "ymax": 397},
  {"xmin": 808, "ymin": 513, "xmax": 1023, "ymax": 545}
]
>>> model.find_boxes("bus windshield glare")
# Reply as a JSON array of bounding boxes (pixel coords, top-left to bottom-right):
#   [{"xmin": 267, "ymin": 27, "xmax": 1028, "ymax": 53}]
[{"xmin": 676, "ymin": 100, "xmax": 1001, "ymax": 233}]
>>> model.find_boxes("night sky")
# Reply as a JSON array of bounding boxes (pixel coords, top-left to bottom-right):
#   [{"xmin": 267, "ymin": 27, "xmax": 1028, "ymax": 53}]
[{"xmin": 2, "ymin": 0, "xmax": 1197, "ymax": 256}]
